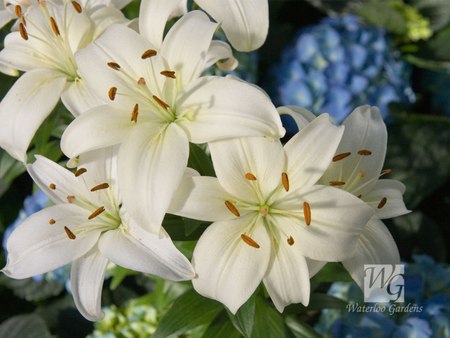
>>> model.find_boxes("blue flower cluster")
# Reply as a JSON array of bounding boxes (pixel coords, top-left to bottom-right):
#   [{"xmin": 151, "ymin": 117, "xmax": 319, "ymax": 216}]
[
  {"xmin": 2, "ymin": 190, "xmax": 70, "ymax": 287},
  {"xmin": 315, "ymin": 255, "xmax": 450, "ymax": 338},
  {"xmin": 272, "ymin": 15, "xmax": 415, "ymax": 122}
]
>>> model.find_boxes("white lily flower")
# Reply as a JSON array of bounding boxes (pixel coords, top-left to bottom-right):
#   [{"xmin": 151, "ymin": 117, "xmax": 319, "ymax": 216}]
[
  {"xmin": 2, "ymin": 148, "xmax": 194, "ymax": 321},
  {"xmin": 0, "ymin": 0, "xmax": 128, "ymax": 162},
  {"xmin": 139, "ymin": 0, "xmax": 268, "ymax": 52},
  {"xmin": 169, "ymin": 115, "xmax": 373, "ymax": 313},
  {"xmin": 61, "ymin": 11, "xmax": 284, "ymax": 235},
  {"xmin": 280, "ymin": 105, "xmax": 410, "ymax": 289}
]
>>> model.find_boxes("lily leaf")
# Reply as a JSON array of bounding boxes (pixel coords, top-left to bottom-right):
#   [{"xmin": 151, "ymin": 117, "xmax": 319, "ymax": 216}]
[{"xmin": 0, "ymin": 314, "xmax": 52, "ymax": 338}]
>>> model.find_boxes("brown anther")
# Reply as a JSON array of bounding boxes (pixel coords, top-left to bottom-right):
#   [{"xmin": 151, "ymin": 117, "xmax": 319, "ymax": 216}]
[
  {"xmin": 49, "ymin": 218, "xmax": 55, "ymax": 224},
  {"xmin": 49, "ymin": 16, "xmax": 60, "ymax": 35},
  {"xmin": 131, "ymin": 104, "xmax": 139, "ymax": 123},
  {"xmin": 287, "ymin": 236, "xmax": 295, "ymax": 246},
  {"xmin": 357, "ymin": 194, "xmax": 362, "ymax": 199},
  {"xmin": 64, "ymin": 226, "xmax": 76, "ymax": 240},
  {"xmin": 381, "ymin": 169, "xmax": 392, "ymax": 175},
  {"xmin": 90, "ymin": 183, "xmax": 110, "ymax": 192},
  {"xmin": 160, "ymin": 70, "xmax": 176, "ymax": 79},
  {"xmin": 281, "ymin": 172, "xmax": 289, "ymax": 191},
  {"xmin": 225, "ymin": 200, "xmax": 240, "ymax": 217},
  {"xmin": 75, "ymin": 167, "xmax": 87, "ymax": 177},
  {"xmin": 71, "ymin": 0, "xmax": 82, "ymax": 13},
  {"xmin": 141, "ymin": 49, "xmax": 157, "ymax": 59},
  {"xmin": 357, "ymin": 149, "xmax": 372, "ymax": 156},
  {"xmin": 303, "ymin": 202, "xmax": 311, "ymax": 226},
  {"xmin": 241, "ymin": 234, "xmax": 260, "ymax": 248},
  {"xmin": 14, "ymin": 5, "xmax": 22, "ymax": 17},
  {"xmin": 137, "ymin": 77, "xmax": 146, "ymax": 85},
  {"xmin": 19, "ymin": 23, "xmax": 28, "ymax": 40},
  {"xmin": 244, "ymin": 173, "xmax": 257, "ymax": 181},
  {"xmin": 49, "ymin": 183, "xmax": 56, "ymax": 190},
  {"xmin": 332, "ymin": 152, "xmax": 351, "ymax": 162},
  {"xmin": 377, "ymin": 197, "xmax": 387, "ymax": 209},
  {"xmin": 88, "ymin": 206, "xmax": 105, "ymax": 220},
  {"xmin": 108, "ymin": 87, "xmax": 117, "ymax": 101},
  {"xmin": 329, "ymin": 181, "xmax": 346, "ymax": 186},
  {"xmin": 67, "ymin": 195, "xmax": 75, "ymax": 203},
  {"xmin": 359, "ymin": 170, "xmax": 366, "ymax": 178},
  {"xmin": 107, "ymin": 62, "xmax": 121, "ymax": 70},
  {"xmin": 152, "ymin": 95, "xmax": 169, "ymax": 110}
]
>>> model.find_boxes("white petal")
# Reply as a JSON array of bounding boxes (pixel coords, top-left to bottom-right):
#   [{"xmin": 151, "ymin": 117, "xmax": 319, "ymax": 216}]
[
  {"xmin": 342, "ymin": 217, "xmax": 400, "ymax": 290},
  {"xmin": 209, "ymin": 136, "xmax": 285, "ymax": 203},
  {"xmin": 195, "ymin": 0, "xmax": 269, "ymax": 52},
  {"xmin": 263, "ymin": 241, "xmax": 310, "ymax": 312},
  {"xmin": 362, "ymin": 179, "xmax": 410, "ymax": 219},
  {"xmin": 71, "ymin": 247, "xmax": 109, "ymax": 321},
  {"xmin": 192, "ymin": 215, "xmax": 271, "ymax": 314},
  {"xmin": 139, "ymin": 0, "xmax": 186, "ymax": 48},
  {"xmin": 61, "ymin": 79, "xmax": 105, "ymax": 117},
  {"xmin": 284, "ymin": 114, "xmax": 344, "ymax": 192},
  {"xmin": 277, "ymin": 106, "xmax": 316, "ymax": 130},
  {"xmin": 161, "ymin": 11, "xmax": 217, "ymax": 87},
  {"xmin": 27, "ymin": 155, "xmax": 83, "ymax": 205},
  {"xmin": 118, "ymin": 123, "xmax": 189, "ymax": 234},
  {"xmin": 98, "ymin": 226, "xmax": 194, "ymax": 280},
  {"xmin": 168, "ymin": 175, "xmax": 237, "ymax": 222},
  {"xmin": 2, "ymin": 204, "xmax": 99, "ymax": 279},
  {"xmin": 61, "ymin": 105, "xmax": 134, "ymax": 159},
  {"xmin": 305, "ymin": 258, "xmax": 326, "ymax": 278},
  {"xmin": 0, "ymin": 10, "xmax": 14, "ymax": 30},
  {"xmin": 0, "ymin": 70, "xmax": 66, "ymax": 162},
  {"xmin": 274, "ymin": 185, "xmax": 373, "ymax": 261},
  {"xmin": 89, "ymin": 6, "xmax": 128, "ymax": 40},
  {"xmin": 320, "ymin": 105, "xmax": 387, "ymax": 196},
  {"xmin": 0, "ymin": 63, "xmax": 20, "ymax": 77},
  {"xmin": 177, "ymin": 76, "xmax": 285, "ymax": 143},
  {"xmin": 204, "ymin": 40, "xmax": 238, "ymax": 71},
  {"xmin": 0, "ymin": 32, "xmax": 45, "ymax": 71}
]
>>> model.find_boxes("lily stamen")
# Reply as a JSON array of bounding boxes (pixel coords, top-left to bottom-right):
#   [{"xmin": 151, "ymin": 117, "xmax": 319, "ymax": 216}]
[
  {"xmin": 141, "ymin": 49, "xmax": 157, "ymax": 59},
  {"xmin": 137, "ymin": 77, "xmax": 146, "ymax": 86},
  {"xmin": 67, "ymin": 195, "xmax": 75, "ymax": 203},
  {"xmin": 244, "ymin": 173, "xmax": 257, "ymax": 181},
  {"xmin": 107, "ymin": 62, "xmax": 121, "ymax": 71},
  {"xmin": 108, "ymin": 87, "xmax": 117, "ymax": 101},
  {"xmin": 90, "ymin": 183, "xmax": 109, "ymax": 192},
  {"xmin": 64, "ymin": 226, "xmax": 76, "ymax": 240},
  {"xmin": 303, "ymin": 202, "xmax": 311, "ymax": 225},
  {"xmin": 131, "ymin": 104, "xmax": 139, "ymax": 122},
  {"xmin": 88, "ymin": 206, "xmax": 105, "ymax": 220},
  {"xmin": 49, "ymin": 17, "xmax": 60, "ymax": 36},
  {"xmin": 19, "ymin": 23, "xmax": 28, "ymax": 40},
  {"xmin": 287, "ymin": 236, "xmax": 295, "ymax": 246},
  {"xmin": 377, "ymin": 197, "xmax": 387, "ymax": 209},
  {"xmin": 329, "ymin": 181, "xmax": 345, "ymax": 186},
  {"xmin": 152, "ymin": 95, "xmax": 170, "ymax": 111},
  {"xmin": 160, "ymin": 70, "xmax": 176, "ymax": 79},
  {"xmin": 14, "ymin": 5, "xmax": 22, "ymax": 17},
  {"xmin": 281, "ymin": 172, "xmax": 289, "ymax": 191},
  {"xmin": 49, "ymin": 218, "xmax": 55, "ymax": 224},
  {"xmin": 357, "ymin": 149, "xmax": 372, "ymax": 156},
  {"xmin": 71, "ymin": 1, "xmax": 82, "ymax": 13},
  {"xmin": 49, "ymin": 183, "xmax": 56, "ymax": 190},
  {"xmin": 75, "ymin": 168, "xmax": 87, "ymax": 177},
  {"xmin": 224, "ymin": 200, "xmax": 240, "ymax": 217},
  {"xmin": 332, "ymin": 152, "xmax": 351, "ymax": 162},
  {"xmin": 241, "ymin": 234, "xmax": 260, "ymax": 248}
]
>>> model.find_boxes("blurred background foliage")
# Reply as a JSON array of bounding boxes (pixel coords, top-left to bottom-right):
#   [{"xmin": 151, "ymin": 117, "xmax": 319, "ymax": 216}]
[{"xmin": 0, "ymin": 0, "xmax": 449, "ymax": 337}]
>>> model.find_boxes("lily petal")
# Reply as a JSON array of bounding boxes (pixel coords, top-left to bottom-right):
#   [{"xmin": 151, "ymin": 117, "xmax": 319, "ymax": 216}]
[
  {"xmin": 342, "ymin": 217, "xmax": 400, "ymax": 290},
  {"xmin": 177, "ymin": 76, "xmax": 285, "ymax": 143},
  {"xmin": 61, "ymin": 105, "xmax": 134, "ymax": 159},
  {"xmin": 205, "ymin": 40, "xmax": 238, "ymax": 71},
  {"xmin": 98, "ymin": 226, "xmax": 194, "ymax": 281},
  {"xmin": 0, "ymin": 69, "xmax": 66, "ymax": 162},
  {"xmin": 168, "ymin": 175, "xmax": 237, "ymax": 222},
  {"xmin": 139, "ymin": 0, "xmax": 186, "ymax": 49},
  {"xmin": 273, "ymin": 185, "xmax": 373, "ymax": 261},
  {"xmin": 195, "ymin": 0, "xmax": 269, "ymax": 52},
  {"xmin": 277, "ymin": 105, "xmax": 316, "ymax": 130},
  {"xmin": 209, "ymin": 136, "xmax": 285, "ymax": 203},
  {"xmin": 263, "ymin": 240, "xmax": 310, "ymax": 312},
  {"xmin": 118, "ymin": 123, "xmax": 189, "ymax": 234},
  {"xmin": 0, "ymin": 32, "xmax": 46, "ymax": 72},
  {"xmin": 192, "ymin": 215, "xmax": 271, "ymax": 314},
  {"xmin": 2, "ymin": 204, "xmax": 99, "ymax": 279},
  {"xmin": 71, "ymin": 247, "xmax": 109, "ymax": 321},
  {"xmin": 320, "ymin": 105, "xmax": 387, "ymax": 196},
  {"xmin": 161, "ymin": 11, "xmax": 217, "ymax": 87},
  {"xmin": 363, "ymin": 179, "xmax": 410, "ymax": 219},
  {"xmin": 284, "ymin": 114, "xmax": 344, "ymax": 191},
  {"xmin": 61, "ymin": 79, "xmax": 104, "ymax": 116}
]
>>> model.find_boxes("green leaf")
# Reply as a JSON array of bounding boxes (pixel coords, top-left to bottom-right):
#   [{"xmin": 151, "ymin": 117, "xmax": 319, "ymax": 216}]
[
  {"xmin": 163, "ymin": 214, "xmax": 208, "ymax": 241},
  {"xmin": 286, "ymin": 316, "xmax": 322, "ymax": 338},
  {"xmin": 109, "ymin": 266, "xmax": 138, "ymax": 290},
  {"xmin": 386, "ymin": 114, "xmax": 450, "ymax": 208},
  {"xmin": 0, "ymin": 314, "xmax": 52, "ymax": 338},
  {"xmin": 416, "ymin": 25, "xmax": 450, "ymax": 63},
  {"xmin": 152, "ymin": 289, "xmax": 223, "ymax": 338},
  {"xmin": 227, "ymin": 293, "xmax": 256, "ymax": 337},
  {"xmin": 0, "ymin": 274, "xmax": 64, "ymax": 301},
  {"xmin": 284, "ymin": 293, "xmax": 348, "ymax": 314},
  {"xmin": 311, "ymin": 262, "xmax": 353, "ymax": 284},
  {"xmin": 202, "ymin": 312, "xmax": 242, "ymax": 338},
  {"xmin": 0, "ymin": 149, "xmax": 26, "ymax": 198},
  {"xmin": 251, "ymin": 297, "xmax": 285, "ymax": 338},
  {"xmin": 188, "ymin": 143, "xmax": 215, "ymax": 177},
  {"xmin": 411, "ymin": 0, "xmax": 450, "ymax": 31},
  {"xmin": 356, "ymin": 1, "xmax": 407, "ymax": 34}
]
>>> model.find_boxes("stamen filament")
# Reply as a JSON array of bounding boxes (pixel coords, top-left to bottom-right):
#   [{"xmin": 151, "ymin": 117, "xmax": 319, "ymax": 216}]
[{"xmin": 241, "ymin": 234, "xmax": 260, "ymax": 248}]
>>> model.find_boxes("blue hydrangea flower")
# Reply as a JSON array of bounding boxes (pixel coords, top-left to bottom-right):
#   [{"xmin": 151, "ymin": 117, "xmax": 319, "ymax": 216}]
[
  {"xmin": 316, "ymin": 255, "xmax": 450, "ymax": 338},
  {"xmin": 272, "ymin": 15, "xmax": 415, "ymax": 122}
]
